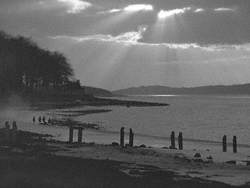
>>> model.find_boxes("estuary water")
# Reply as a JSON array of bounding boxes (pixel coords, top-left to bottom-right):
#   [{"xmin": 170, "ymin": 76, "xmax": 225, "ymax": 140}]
[
  {"xmin": 77, "ymin": 95, "xmax": 250, "ymax": 148},
  {"xmin": 1, "ymin": 95, "xmax": 250, "ymax": 152}
]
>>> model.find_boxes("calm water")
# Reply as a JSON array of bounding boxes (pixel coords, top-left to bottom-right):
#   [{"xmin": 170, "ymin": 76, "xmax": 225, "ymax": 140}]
[
  {"xmin": 77, "ymin": 95, "xmax": 250, "ymax": 145},
  {"xmin": 1, "ymin": 95, "xmax": 250, "ymax": 150}
]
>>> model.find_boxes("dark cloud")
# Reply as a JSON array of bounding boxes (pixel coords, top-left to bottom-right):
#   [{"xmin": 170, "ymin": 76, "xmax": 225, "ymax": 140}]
[
  {"xmin": 0, "ymin": 0, "xmax": 250, "ymax": 44},
  {"xmin": 1, "ymin": 0, "xmax": 250, "ymax": 88}
]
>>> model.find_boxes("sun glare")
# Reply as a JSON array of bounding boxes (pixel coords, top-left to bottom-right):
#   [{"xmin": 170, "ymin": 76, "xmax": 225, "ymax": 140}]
[
  {"xmin": 157, "ymin": 7, "xmax": 191, "ymax": 19},
  {"xmin": 57, "ymin": 0, "xmax": 91, "ymax": 13},
  {"xmin": 123, "ymin": 4, "xmax": 153, "ymax": 12}
]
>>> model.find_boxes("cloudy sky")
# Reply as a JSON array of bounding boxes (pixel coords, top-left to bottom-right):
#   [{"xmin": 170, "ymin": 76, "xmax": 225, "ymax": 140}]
[{"xmin": 1, "ymin": 0, "xmax": 250, "ymax": 90}]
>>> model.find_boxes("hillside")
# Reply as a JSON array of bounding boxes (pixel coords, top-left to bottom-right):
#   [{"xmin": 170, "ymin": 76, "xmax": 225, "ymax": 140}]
[
  {"xmin": 84, "ymin": 86, "xmax": 113, "ymax": 97},
  {"xmin": 113, "ymin": 84, "xmax": 250, "ymax": 95}
]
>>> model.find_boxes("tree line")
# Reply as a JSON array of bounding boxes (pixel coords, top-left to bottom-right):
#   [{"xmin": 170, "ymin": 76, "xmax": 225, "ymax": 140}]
[{"xmin": 0, "ymin": 31, "xmax": 75, "ymax": 96}]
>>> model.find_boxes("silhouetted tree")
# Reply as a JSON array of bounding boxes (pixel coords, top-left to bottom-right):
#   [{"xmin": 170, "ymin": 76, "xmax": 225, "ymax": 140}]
[{"xmin": 0, "ymin": 31, "xmax": 74, "ymax": 96}]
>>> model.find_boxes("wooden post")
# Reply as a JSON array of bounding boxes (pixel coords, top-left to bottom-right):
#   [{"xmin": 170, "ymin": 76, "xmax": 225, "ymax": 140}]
[
  {"xmin": 170, "ymin": 131, "xmax": 175, "ymax": 149},
  {"xmin": 178, "ymin": 132, "xmax": 183, "ymax": 150},
  {"xmin": 233, "ymin": 136, "xmax": 237, "ymax": 153},
  {"xmin": 69, "ymin": 126, "xmax": 74, "ymax": 143},
  {"xmin": 129, "ymin": 128, "xmax": 134, "ymax": 147},
  {"xmin": 78, "ymin": 128, "xmax": 83, "ymax": 143},
  {"xmin": 222, "ymin": 135, "xmax": 227, "ymax": 152},
  {"xmin": 120, "ymin": 127, "xmax": 125, "ymax": 147}
]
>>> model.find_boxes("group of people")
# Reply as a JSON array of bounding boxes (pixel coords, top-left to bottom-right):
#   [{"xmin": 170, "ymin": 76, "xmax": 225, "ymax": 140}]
[
  {"xmin": 33, "ymin": 116, "xmax": 53, "ymax": 125},
  {"xmin": 4, "ymin": 121, "xmax": 17, "ymax": 130}
]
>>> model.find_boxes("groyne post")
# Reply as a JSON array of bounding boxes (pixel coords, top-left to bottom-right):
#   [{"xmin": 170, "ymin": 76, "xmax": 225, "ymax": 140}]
[
  {"xmin": 69, "ymin": 126, "xmax": 74, "ymax": 143},
  {"xmin": 233, "ymin": 136, "xmax": 237, "ymax": 153},
  {"xmin": 222, "ymin": 135, "xmax": 227, "ymax": 152},
  {"xmin": 120, "ymin": 127, "xmax": 125, "ymax": 147},
  {"xmin": 78, "ymin": 127, "xmax": 83, "ymax": 144},
  {"xmin": 170, "ymin": 131, "xmax": 175, "ymax": 149},
  {"xmin": 129, "ymin": 128, "xmax": 134, "ymax": 147},
  {"xmin": 178, "ymin": 132, "xmax": 183, "ymax": 150}
]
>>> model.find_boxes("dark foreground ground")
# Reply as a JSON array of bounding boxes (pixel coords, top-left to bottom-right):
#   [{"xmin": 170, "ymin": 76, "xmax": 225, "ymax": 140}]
[
  {"xmin": 0, "ymin": 125, "xmax": 249, "ymax": 188},
  {"xmin": 0, "ymin": 150, "xmax": 245, "ymax": 188}
]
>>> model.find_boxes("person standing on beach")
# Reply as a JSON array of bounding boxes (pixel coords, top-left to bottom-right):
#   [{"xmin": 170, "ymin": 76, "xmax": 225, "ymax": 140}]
[
  {"xmin": 5, "ymin": 121, "xmax": 10, "ymax": 129},
  {"xmin": 38, "ymin": 116, "xmax": 41, "ymax": 123}
]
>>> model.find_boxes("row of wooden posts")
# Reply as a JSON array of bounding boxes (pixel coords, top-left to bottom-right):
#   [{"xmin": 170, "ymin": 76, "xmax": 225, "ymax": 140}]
[
  {"xmin": 68, "ymin": 126, "xmax": 84, "ymax": 144},
  {"xmin": 67, "ymin": 127, "xmax": 239, "ymax": 153},
  {"xmin": 59, "ymin": 126, "xmax": 239, "ymax": 153},
  {"xmin": 0, "ymin": 121, "xmax": 239, "ymax": 154}
]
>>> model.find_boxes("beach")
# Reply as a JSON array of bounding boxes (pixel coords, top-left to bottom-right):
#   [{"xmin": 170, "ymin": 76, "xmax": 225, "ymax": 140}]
[
  {"xmin": 0, "ymin": 96, "xmax": 250, "ymax": 187},
  {"xmin": 0, "ymin": 129, "xmax": 250, "ymax": 188}
]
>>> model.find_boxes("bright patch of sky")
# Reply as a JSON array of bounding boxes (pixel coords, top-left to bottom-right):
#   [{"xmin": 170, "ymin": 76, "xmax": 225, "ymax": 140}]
[{"xmin": 57, "ymin": 0, "xmax": 92, "ymax": 13}]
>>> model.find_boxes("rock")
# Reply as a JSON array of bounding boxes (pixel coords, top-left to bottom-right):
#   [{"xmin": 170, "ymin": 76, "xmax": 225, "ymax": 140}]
[
  {"xmin": 226, "ymin": 160, "xmax": 236, "ymax": 165},
  {"xmin": 207, "ymin": 155, "xmax": 213, "ymax": 160},
  {"xmin": 194, "ymin": 153, "xmax": 201, "ymax": 158},
  {"xmin": 193, "ymin": 158, "xmax": 204, "ymax": 162},
  {"xmin": 139, "ymin": 144, "xmax": 146, "ymax": 148},
  {"xmin": 111, "ymin": 142, "xmax": 119, "ymax": 146}
]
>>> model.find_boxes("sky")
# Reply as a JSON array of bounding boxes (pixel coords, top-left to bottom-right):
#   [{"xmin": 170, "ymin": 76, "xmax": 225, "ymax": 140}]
[{"xmin": 0, "ymin": 0, "xmax": 250, "ymax": 90}]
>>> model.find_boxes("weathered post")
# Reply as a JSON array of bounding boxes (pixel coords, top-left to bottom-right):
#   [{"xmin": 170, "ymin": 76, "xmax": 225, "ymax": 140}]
[
  {"xmin": 69, "ymin": 126, "xmax": 74, "ymax": 143},
  {"xmin": 129, "ymin": 128, "xmax": 134, "ymax": 147},
  {"xmin": 233, "ymin": 136, "xmax": 237, "ymax": 153},
  {"xmin": 170, "ymin": 131, "xmax": 175, "ymax": 149},
  {"xmin": 78, "ymin": 127, "xmax": 83, "ymax": 144},
  {"xmin": 222, "ymin": 135, "xmax": 227, "ymax": 152},
  {"xmin": 120, "ymin": 127, "xmax": 125, "ymax": 147},
  {"xmin": 178, "ymin": 132, "xmax": 183, "ymax": 150}
]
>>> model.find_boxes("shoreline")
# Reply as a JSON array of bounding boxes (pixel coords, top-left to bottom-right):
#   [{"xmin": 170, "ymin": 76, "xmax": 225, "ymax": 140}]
[{"xmin": 0, "ymin": 128, "xmax": 250, "ymax": 187}]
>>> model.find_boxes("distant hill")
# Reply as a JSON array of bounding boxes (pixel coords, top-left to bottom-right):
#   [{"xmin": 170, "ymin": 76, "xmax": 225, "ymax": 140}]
[
  {"xmin": 84, "ymin": 86, "xmax": 113, "ymax": 97},
  {"xmin": 113, "ymin": 84, "xmax": 250, "ymax": 96}
]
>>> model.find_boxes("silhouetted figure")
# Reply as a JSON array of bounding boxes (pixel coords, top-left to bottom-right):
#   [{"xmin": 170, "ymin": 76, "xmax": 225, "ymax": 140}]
[
  {"xmin": 12, "ymin": 121, "xmax": 17, "ymax": 130},
  {"xmin": 5, "ymin": 121, "xmax": 10, "ymax": 129},
  {"xmin": 11, "ymin": 121, "xmax": 18, "ymax": 144},
  {"xmin": 170, "ymin": 131, "xmax": 176, "ymax": 149},
  {"xmin": 178, "ymin": 132, "xmax": 183, "ymax": 150},
  {"xmin": 32, "ymin": 116, "xmax": 36, "ymax": 124},
  {"xmin": 120, "ymin": 127, "xmax": 125, "ymax": 148},
  {"xmin": 129, "ymin": 128, "xmax": 134, "ymax": 147},
  {"xmin": 233, "ymin": 136, "xmax": 237, "ymax": 153},
  {"xmin": 48, "ymin": 118, "xmax": 51, "ymax": 124},
  {"xmin": 4, "ymin": 121, "xmax": 10, "ymax": 143},
  {"xmin": 38, "ymin": 116, "xmax": 41, "ymax": 123},
  {"xmin": 222, "ymin": 135, "xmax": 227, "ymax": 152},
  {"xmin": 42, "ymin": 116, "xmax": 46, "ymax": 124}
]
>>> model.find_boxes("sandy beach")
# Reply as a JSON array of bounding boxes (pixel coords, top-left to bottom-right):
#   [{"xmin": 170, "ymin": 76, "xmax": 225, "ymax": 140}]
[{"xmin": 0, "ymin": 100, "xmax": 250, "ymax": 187}]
